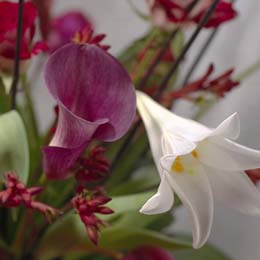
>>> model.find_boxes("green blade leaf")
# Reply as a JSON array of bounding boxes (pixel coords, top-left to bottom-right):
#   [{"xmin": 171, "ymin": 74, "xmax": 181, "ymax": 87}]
[
  {"xmin": 100, "ymin": 226, "xmax": 190, "ymax": 251},
  {"xmin": 107, "ymin": 191, "xmax": 154, "ymax": 215},
  {"xmin": 0, "ymin": 77, "xmax": 10, "ymax": 114},
  {"xmin": 35, "ymin": 213, "xmax": 190, "ymax": 260},
  {"xmin": 174, "ymin": 245, "xmax": 233, "ymax": 260},
  {"xmin": 0, "ymin": 111, "xmax": 29, "ymax": 183}
]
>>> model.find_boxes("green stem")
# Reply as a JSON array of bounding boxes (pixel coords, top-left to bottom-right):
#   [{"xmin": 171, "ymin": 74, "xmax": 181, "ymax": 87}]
[
  {"xmin": 235, "ymin": 59, "xmax": 260, "ymax": 81},
  {"xmin": 21, "ymin": 75, "xmax": 39, "ymax": 141}
]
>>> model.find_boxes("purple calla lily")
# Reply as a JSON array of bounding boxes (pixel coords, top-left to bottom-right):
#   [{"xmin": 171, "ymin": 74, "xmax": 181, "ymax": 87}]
[{"xmin": 43, "ymin": 43, "xmax": 136, "ymax": 179}]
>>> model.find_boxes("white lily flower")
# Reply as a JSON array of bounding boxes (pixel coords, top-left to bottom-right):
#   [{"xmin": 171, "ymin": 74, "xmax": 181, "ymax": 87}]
[{"xmin": 136, "ymin": 90, "xmax": 260, "ymax": 249}]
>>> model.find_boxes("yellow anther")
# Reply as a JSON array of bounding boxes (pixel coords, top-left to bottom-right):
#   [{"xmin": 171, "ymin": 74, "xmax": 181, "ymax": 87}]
[
  {"xmin": 191, "ymin": 150, "xmax": 198, "ymax": 158},
  {"xmin": 171, "ymin": 157, "xmax": 184, "ymax": 173}
]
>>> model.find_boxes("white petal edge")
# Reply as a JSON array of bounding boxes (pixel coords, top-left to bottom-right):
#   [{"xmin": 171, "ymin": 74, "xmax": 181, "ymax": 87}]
[
  {"xmin": 161, "ymin": 130, "xmax": 197, "ymax": 156},
  {"xmin": 166, "ymin": 164, "xmax": 214, "ymax": 249},
  {"xmin": 140, "ymin": 173, "xmax": 174, "ymax": 215},
  {"xmin": 136, "ymin": 91, "xmax": 211, "ymax": 142},
  {"xmin": 136, "ymin": 91, "xmax": 164, "ymax": 171},
  {"xmin": 198, "ymin": 138, "xmax": 260, "ymax": 171},
  {"xmin": 210, "ymin": 112, "xmax": 240, "ymax": 140},
  {"xmin": 205, "ymin": 165, "xmax": 260, "ymax": 216}
]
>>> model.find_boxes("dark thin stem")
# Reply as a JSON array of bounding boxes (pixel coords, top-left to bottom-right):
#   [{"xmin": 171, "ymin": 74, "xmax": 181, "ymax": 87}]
[
  {"xmin": 10, "ymin": 0, "xmax": 24, "ymax": 110},
  {"xmin": 110, "ymin": 0, "xmax": 220, "ymax": 172},
  {"xmin": 110, "ymin": 120, "xmax": 142, "ymax": 170},
  {"xmin": 154, "ymin": 0, "xmax": 220, "ymax": 100},
  {"xmin": 110, "ymin": 0, "xmax": 203, "ymax": 171},
  {"xmin": 181, "ymin": 28, "xmax": 219, "ymax": 86},
  {"xmin": 181, "ymin": 0, "xmax": 236, "ymax": 86},
  {"xmin": 137, "ymin": 0, "xmax": 201, "ymax": 90}
]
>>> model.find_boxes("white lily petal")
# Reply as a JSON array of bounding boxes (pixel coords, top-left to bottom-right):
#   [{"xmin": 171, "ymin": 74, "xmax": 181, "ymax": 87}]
[
  {"xmin": 136, "ymin": 91, "xmax": 211, "ymax": 142},
  {"xmin": 136, "ymin": 91, "xmax": 163, "ymax": 170},
  {"xmin": 205, "ymin": 165, "xmax": 260, "ymax": 216},
  {"xmin": 161, "ymin": 130, "xmax": 197, "ymax": 156},
  {"xmin": 166, "ymin": 164, "xmax": 214, "ymax": 249},
  {"xmin": 211, "ymin": 113, "xmax": 240, "ymax": 140},
  {"xmin": 198, "ymin": 138, "xmax": 260, "ymax": 171},
  {"xmin": 160, "ymin": 154, "xmax": 176, "ymax": 171},
  {"xmin": 140, "ymin": 173, "xmax": 174, "ymax": 215}
]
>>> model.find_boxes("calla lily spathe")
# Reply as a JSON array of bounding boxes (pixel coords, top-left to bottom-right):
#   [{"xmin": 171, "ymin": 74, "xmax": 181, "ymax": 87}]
[
  {"xmin": 136, "ymin": 91, "xmax": 260, "ymax": 249},
  {"xmin": 43, "ymin": 43, "xmax": 136, "ymax": 179}
]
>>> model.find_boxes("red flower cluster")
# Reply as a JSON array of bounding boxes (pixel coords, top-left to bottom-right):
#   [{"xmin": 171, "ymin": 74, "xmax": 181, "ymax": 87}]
[
  {"xmin": 72, "ymin": 28, "xmax": 110, "ymax": 51},
  {"xmin": 71, "ymin": 189, "xmax": 113, "ymax": 245},
  {"xmin": 147, "ymin": 0, "xmax": 237, "ymax": 28},
  {"xmin": 169, "ymin": 64, "xmax": 239, "ymax": 100},
  {"xmin": 75, "ymin": 146, "xmax": 110, "ymax": 184},
  {"xmin": 0, "ymin": 172, "xmax": 60, "ymax": 222},
  {"xmin": 0, "ymin": 1, "xmax": 47, "ymax": 72}
]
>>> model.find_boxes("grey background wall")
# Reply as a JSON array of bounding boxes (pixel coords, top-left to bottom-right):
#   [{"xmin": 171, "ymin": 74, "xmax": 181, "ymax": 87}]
[{"xmin": 31, "ymin": 1, "xmax": 260, "ymax": 259}]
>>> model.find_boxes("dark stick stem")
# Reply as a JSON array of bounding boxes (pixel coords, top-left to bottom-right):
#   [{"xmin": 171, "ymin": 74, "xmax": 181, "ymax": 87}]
[
  {"xmin": 10, "ymin": 0, "xmax": 24, "ymax": 110},
  {"xmin": 181, "ymin": 0, "xmax": 236, "ymax": 86},
  {"xmin": 137, "ymin": 0, "xmax": 201, "ymax": 90},
  {"xmin": 110, "ymin": 0, "xmax": 220, "ymax": 171},
  {"xmin": 154, "ymin": 0, "xmax": 220, "ymax": 100},
  {"xmin": 110, "ymin": 0, "xmax": 204, "ymax": 171},
  {"xmin": 181, "ymin": 28, "xmax": 219, "ymax": 86}
]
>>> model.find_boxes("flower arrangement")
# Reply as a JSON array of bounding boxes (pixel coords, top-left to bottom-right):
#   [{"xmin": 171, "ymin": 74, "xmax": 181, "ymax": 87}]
[{"xmin": 0, "ymin": 0, "xmax": 260, "ymax": 259}]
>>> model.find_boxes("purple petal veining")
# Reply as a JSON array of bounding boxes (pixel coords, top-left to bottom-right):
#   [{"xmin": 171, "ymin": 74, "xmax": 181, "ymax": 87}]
[{"xmin": 43, "ymin": 43, "xmax": 136, "ymax": 179}]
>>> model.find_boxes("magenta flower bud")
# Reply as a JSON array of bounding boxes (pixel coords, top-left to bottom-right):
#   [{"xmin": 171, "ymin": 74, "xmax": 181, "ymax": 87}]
[
  {"xmin": 43, "ymin": 43, "xmax": 136, "ymax": 179},
  {"xmin": 123, "ymin": 246, "xmax": 174, "ymax": 260},
  {"xmin": 48, "ymin": 11, "xmax": 93, "ymax": 52}
]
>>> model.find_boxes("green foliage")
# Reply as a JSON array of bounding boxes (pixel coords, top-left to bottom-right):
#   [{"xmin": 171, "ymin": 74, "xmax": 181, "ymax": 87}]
[
  {"xmin": 0, "ymin": 111, "xmax": 29, "ymax": 183},
  {"xmin": 174, "ymin": 245, "xmax": 233, "ymax": 260},
  {"xmin": 0, "ymin": 77, "xmax": 10, "ymax": 114},
  {"xmin": 35, "ymin": 212, "xmax": 190, "ymax": 260}
]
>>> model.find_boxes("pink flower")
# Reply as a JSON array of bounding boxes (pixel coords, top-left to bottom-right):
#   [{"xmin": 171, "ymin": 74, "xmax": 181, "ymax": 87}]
[
  {"xmin": 123, "ymin": 246, "xmax": 174, "ymax": 260},
  {"xmin": 48, "ymin": 11, "xmax": 93, "ymax": 52},
  {"xmin": 72, "ymin": 28, "xmax": 110, "ymax": 51},
  {"xmin": 71, "ymin": 188, "xmax": 113, "ymax": 245},
  {"xmin": 75, "ymin": 145, "xmax": 110, "ymax": 184},
  {"xmin": 0, "ymin": 1, "xmax": 47, "ymax": 73},
  {"xmin": 169, "ymin": 64, "xmax": 239, "ymax": 100},
  {"xmin": 43, "ymin": 43, "xmax": 136, "ymax": 179},
  {"xmin": 146, "ymin": 0, "xmax": 237, "ymax": 29},
  {"xmin": 246, "ymin": 169, "xmax": 260, "ymax": 185},
  {"xmin": 0, "ymin": 172, "xmax": 60, "ymax": 222}
]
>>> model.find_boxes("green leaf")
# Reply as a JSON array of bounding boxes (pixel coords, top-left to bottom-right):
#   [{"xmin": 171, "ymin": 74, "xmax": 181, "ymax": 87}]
[
  {"xmin": 171, "ymin": 30, "xmax": 185, "ymax": 57},
  {"xmin": 106, "ymin": 134, "xmax": 149, "ymax": 188},
  {"xmin": 107, "ymin": 191, "xmax": 154, "ymax": 215},
  {"xmin": 109, "ymin": 174, "xmax": 158, "ymax": 196},
  {"xmin": 100, "ymin": 226, "xmax": 190, "ymax": 251},
  {"xmin": 35, "ymin": 213, "xmax": 190, "ymax": 260},
  {"xmin": 174, "ymin": 245, "xmax": 233, "ymax": 260},
  {"xmin": 0, "ymin": 77, "xmax": 10, "ymax": 114},
  {"xmin": 1, "ymin": 75, "xmax": 12, "ymax": 94},
  {"xmin": 0, "ymin": 111, "xmax": 29, "ymax": 183}
]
